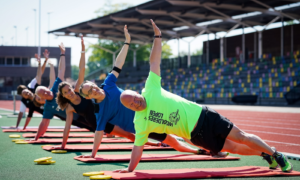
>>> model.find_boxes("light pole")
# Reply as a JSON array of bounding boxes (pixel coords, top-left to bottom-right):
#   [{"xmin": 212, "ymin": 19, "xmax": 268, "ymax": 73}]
[
  {"xmin": 38, "ymin": 0, "xmax": 41, "ymax": 56},
  {"xmin": 25, "ymin": 27, "xmax": 29, "ymax": 46},
  {"xmin": 33, "ymin": 9, "xmax": 37, "ymax": 46},
  {"xmin": 14, "ymin": 26, "xmax": 17, "ymax": 46},
  {"xmin": 47, "ymin": 11, "xmax": 53, "ymax": 47},
  {"xmin": 1, "ymin": 36, "xmax": 3, "ymax": 46},
  {"xmin": 11, "ymin": 37, "xmax": 14, "ymax": 46}
]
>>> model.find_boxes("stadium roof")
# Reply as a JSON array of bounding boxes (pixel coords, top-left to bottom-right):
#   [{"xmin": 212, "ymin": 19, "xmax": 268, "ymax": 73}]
[{"xmin": 49, "ymin": 0, "xmax": 300, "ymax": 44}]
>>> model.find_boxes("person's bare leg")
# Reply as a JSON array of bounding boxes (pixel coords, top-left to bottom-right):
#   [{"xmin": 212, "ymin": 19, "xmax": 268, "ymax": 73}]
[
  {"xmin": 163, "ymin": 135, "xmax": 198, "ymax": 154},
  {"xmin": 109, "ymin": 125, "xmax": 158, "ymax": 146},
  {"xmin": 222, "ymin": 139, "xmax": 261, "ymax": 156},
  {"xmin": 227, "ymin": 125, "xmax": 274, "ymax": 155}
]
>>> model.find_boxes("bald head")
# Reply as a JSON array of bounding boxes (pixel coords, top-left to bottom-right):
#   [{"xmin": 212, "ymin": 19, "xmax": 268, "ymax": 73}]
[{"xmin": 120, "ymin": 90, "xmax": 146, "ymax": 111}]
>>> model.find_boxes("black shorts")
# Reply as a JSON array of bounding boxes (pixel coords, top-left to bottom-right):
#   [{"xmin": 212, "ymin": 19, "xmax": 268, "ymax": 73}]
[
  {"xmin": 191, "ymin": 106, "xmax": 233, "ymax": 154},
  {"xmin": 73, "ymin": 116, "xmax": 95, "ymax": 132},
  {"xmin": 148, "ymin": 133, "xmax": 167, "ymax": 142},
  {"xmin": 104, "ymin": 123, "xmax": 115, "ymax": 134}
]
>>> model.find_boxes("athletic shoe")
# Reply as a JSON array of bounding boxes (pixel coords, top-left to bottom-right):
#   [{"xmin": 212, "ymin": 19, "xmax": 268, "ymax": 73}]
[
  {"xmin": 196, "ymin": 149, "xmax": 210, "ymax": 155},
  {"xmin": 210, "ymin": 151, "xmax": 229, "ymax": 158},
  {"xmin": 157, "ymin": 142, "xmax": 170, "ymax": 147},
  {"xmin": 262, "ymin": 153, "xmax": 278, "ymax": 169},
  {"xmin": 273, "ymin": 152, "xmax": 293, "ymax": 172}
]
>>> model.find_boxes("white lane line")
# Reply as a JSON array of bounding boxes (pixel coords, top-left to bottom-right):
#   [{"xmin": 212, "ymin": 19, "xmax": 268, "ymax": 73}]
[
  {"xmin": 227, "ymin": 117, "xmax": 300, "ymax": 122},
  {"xmin": 264, "ymin": 140, "xmax": 300, "ymax": 146},
  {"xmin": 235, "ymin": 123, "xmax": 300, "ymax": 131},
  {"xmin": 243, "ymin": 129, "xmax": 300, "ymax": 138},
  {"xmin": 231, "ymin": 120, "xmax": 300, "ymax": 127}
]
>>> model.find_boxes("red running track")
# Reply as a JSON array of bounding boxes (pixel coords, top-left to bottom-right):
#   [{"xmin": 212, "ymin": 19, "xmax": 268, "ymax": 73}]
[
  {"xmin": 217, "ymin": 110, "xmax": 300, "ymax": 154},
  {"xmin": 1, "ymin": 101, "xmax": 299, "ymax": 154}
]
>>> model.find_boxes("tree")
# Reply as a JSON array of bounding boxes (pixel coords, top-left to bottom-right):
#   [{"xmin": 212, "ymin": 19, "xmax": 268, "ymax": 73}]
[
  {"xmin": 86, "ymin": 1, "xmax": 173, "ymax": 75},
  {"xmin": 71, "ymin": 65, "xmax": 79, "ymax": 80}
]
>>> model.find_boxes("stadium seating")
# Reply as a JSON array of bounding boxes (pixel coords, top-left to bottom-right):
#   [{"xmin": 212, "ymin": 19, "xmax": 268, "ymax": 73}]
[{"xmin": 98, "ymin": 52, "xmax": 300, "ymax": 106}]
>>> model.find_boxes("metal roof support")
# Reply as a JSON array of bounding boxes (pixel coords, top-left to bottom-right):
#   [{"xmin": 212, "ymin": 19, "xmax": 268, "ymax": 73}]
[
  {"xmin": 242, "ymin": 25, "xmax": 245, "ymax": 63},
  {"xmin": 281, "ymin": 16, "xmax": 284, "ymax": 58},
  {"xmin": 254, "ymin": 32, "xmax": 257, "ymax": 61},
  {"xmin": 182, "ymin": 30, "xmax": 206, "ymax": 67},
  {"xmin": 206, "ymin": 33, "xmax": 209, "ymax": 64},
  {"xmin": 291, "ymin": 24, "xmax": 294, "ymax": 54},
  {"xmin": 220, "ymin": 37, "xmax": 224, "ymax": 64},
  {"xmin": 251, "ymin": 0, "xmax": 300, "ymax": 23},
  {"xmin": 91, "ymin": 44, "xmax": 121, "ymax": 68},
  {"xmin": 262, "ymin": 16, "xmax": 280, "ymax": 31},
  {"xmin": 130, "ymin": 45, "xmax": 145, "ymax": 68},
  {"xmin": 258, "ymin": 31, "xmax": 263, "ymax": 59}
]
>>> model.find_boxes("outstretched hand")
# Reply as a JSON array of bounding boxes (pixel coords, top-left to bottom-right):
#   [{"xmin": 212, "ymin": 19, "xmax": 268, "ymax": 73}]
[
  {"xmin": 43, "ymin": 49, "xmax": 50, "ymax": 59},
  {"xmin": 113, "ymin": 168, "xmax": 130, "ymax": 173},
  {"xmin": 124, "ymin": 25, "xmax": 131, "ymax": 43},
  {"xmin": 59, "ymin": 42, "xmax": 65, "ymax": 54},
  {"xmin": 78, "ymin": 154, "xmax": 94, "ymax": 158},
  {"xmin": 81, "ymin": 35, "xmax": 85, "ymax": 51},
  {"xmin": 150, "ymin": 19, "xmax": 161, "ymax": 36},
  {"xmin": 34, "ymin": 54, "xmax": 41, "ymax": 64}
]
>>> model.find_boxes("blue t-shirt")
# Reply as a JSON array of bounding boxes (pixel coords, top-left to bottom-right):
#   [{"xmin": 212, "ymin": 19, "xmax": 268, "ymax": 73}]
[
  {"xmin": 43, "ymin": 77, "xmax": 79, "ymax": 120},
  {"xmin": 95, "ymin": 73, "xmax": 135, "ymax": 133}
]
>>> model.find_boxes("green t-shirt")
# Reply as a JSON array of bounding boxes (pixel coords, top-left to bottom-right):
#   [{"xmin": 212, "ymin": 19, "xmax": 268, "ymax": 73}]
[{"xmin": 134, "ymin": 71, "xmax": 202, "ymax": 146}]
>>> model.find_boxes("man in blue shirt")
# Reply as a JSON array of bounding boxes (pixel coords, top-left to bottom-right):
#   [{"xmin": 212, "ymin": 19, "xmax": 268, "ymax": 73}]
[{"xmin": 34, "ymin": 43, "xmax": 92, "ymax": 140}]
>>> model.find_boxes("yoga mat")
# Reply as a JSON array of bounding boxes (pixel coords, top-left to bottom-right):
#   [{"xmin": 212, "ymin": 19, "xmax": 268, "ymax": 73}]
[
  {"xmin": 74, "ymin": 154, "xmax": 240, "ymax": 162},
  {"xmin": 24, "ymin": 138, "xmax": 132, "ymax": 144},
  {"xmin": 101, "ymin": 166, "xmax": 300, "ymax": 179},
  {"xmin": 43, "ymin": 144, "xmax": 173, "ymax": 151},
  {"xmin": 1, "ymin": 126, "xmax": 80, "ymax": 129},
  {"xmin": 23, "ymin": 133, "xmax": 95, "ymax": 138},
  {"xmin": 3, "ymin": 128, "xmax": 89, "ymax": 132}
]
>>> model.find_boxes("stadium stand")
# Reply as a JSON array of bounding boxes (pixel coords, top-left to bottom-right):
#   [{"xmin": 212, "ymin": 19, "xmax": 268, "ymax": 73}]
[{"xmin": 96, "ymin": 52, "xmax": 300, "ymax": 106}]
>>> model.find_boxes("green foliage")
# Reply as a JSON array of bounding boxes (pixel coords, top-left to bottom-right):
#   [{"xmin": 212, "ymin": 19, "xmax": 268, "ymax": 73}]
[
  {"xmin": 193, "ymin": 48, "xmax": 203, "ymax": 55},
  {"xmin": 71, "ymin": 65, "xmax": 79, "ymax": 80},
  {"xmin": 94, "ymin": 0, "xmax": 132, "ymax": 17},
  {"xmin": 86, "ymin": 0, "xmax": 173, "ymax": 74}
]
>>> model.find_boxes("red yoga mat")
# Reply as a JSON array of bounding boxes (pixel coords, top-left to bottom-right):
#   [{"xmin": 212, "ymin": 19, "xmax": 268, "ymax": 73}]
[
  {"xmin": 24, "ymin": 138, "xmax": 132, "ymax": 144},
  {"xmin": 3, "ymin": 128, "xmax": 89, "ymax": 132},
  {"xmin": 23, "ymin": 133, "xmax": 94, "ymax": 138},
  {"xmin": 43, "ymin": 144, "xmax": 173, "ymax": 151},
  {"xmin": 101, "ymin": 166, "xmax": 300, "ymax": 179},
  {"xmin": 74, "ymin": 154, "xmax": 240, "ymax": 162}
]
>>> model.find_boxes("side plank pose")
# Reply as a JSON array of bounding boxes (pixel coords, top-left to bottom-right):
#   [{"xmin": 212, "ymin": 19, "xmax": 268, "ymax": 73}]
[
  {"xmin": 115, "ymin": 20, "xmax": 293, "ymax": 173},
  {"xmin": 34, "ymin": 43, "xmax": 93, "ymax": 140},
  {"xmin": 52, "ymin": 35, "xmax": 114, "ymax": 149},
  {"xmin": 78, "ymin": 26, "xmax": 219, "ymax": 159},
  {"xmin": 16, "ymin": 50, "xmax": 49, "ymax": 129}
]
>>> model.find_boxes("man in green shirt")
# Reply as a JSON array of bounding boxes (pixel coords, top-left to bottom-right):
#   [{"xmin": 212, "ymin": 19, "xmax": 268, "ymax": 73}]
[{"xmin": 114, "ymin": 20, "xmax": 293, "ymax": 173}]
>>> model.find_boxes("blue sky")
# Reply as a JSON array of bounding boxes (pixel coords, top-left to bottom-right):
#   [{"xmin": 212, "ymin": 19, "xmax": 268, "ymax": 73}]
[{"xmin": 1, "ymin": 0, "xmax": 299, "ymax": 66}]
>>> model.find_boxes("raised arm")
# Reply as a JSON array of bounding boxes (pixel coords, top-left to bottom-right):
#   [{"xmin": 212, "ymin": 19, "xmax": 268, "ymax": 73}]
[
  {"xmin": 41, "ymin": 49, "xmax": 50, "ymax": 75},
  {"xmin": 58, "ymin": 43, "xmax": 66, "ymax": 81},
  {"xmin": 111, "ymin": 25, "xmax": 131, "ymax": 78},
  {"xmin": 74, "ymin": 35, "xmax": 86, "ymax": 92},
  {"xmin": 34, "ymin": 54, "xmax": 42, "ymax": 85},
  {"xmin": 48, "ymin": 61, "xmax": 55, "ymax": 89},
  {"xmin": 149, "ymin": 19, "xmax": 162, "ymax": 77}
]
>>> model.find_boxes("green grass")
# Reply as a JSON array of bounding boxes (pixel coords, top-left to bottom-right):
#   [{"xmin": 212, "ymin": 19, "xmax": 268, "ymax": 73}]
[{"xmin": 0, "ymin": 110, "xmax": 299, "ymax": 180}]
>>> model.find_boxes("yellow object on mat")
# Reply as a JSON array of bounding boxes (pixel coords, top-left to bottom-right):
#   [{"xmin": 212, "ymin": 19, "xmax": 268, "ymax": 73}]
[
  {"xmin": 51, "ymin": 150, "xmax": 67, "ymax": 154},
  {"xmin": 34, "ymin": 157, "xmax": 52, "ymax": 163},
  {"xmin": 90, "ymin": 175, "xmax": 112, "ymax": 179},
  {"xmin": 37, "ymin": 160, "xmax": 56, "ymax": 165},
  {"xmin": 83, "ymin": 172, "xmax": 105, "ymax": 176},
  {"xmin": 9, "ymin": 135, "xmax": 20, "ymax": 138}
]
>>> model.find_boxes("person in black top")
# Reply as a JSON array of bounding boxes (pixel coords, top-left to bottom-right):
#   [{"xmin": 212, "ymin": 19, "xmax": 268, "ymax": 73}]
[{"xmin": 16, "ymin": 51, "xmax": 50, "ymax": 129}]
